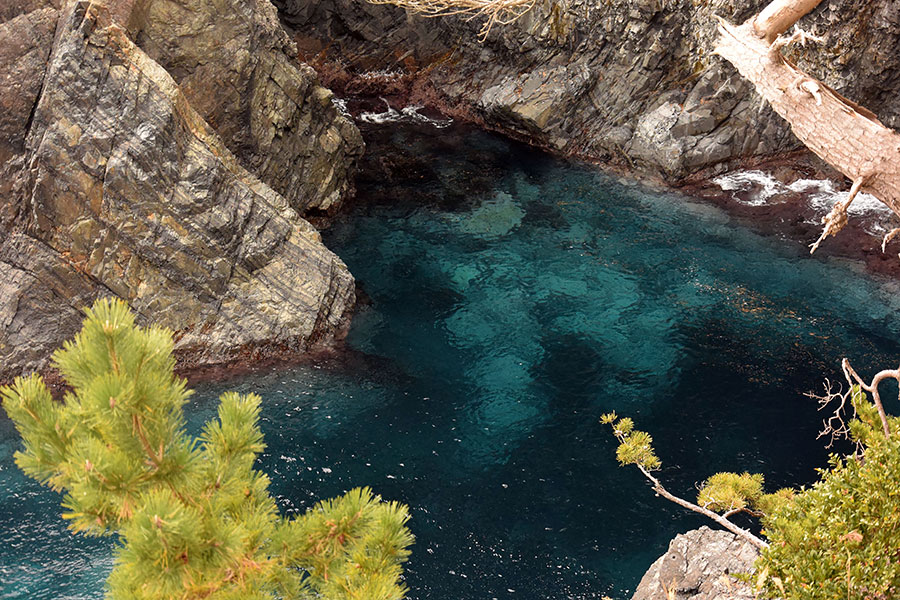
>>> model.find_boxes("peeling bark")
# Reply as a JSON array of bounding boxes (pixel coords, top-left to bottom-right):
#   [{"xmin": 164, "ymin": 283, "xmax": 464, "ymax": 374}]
[{"xmin": 716, "ymin": 2, "xmax": 900, "ymax": 253}]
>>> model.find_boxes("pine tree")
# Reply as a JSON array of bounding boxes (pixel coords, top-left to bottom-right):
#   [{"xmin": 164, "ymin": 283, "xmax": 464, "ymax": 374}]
[
  {"xmin": 603, "ymin": 383, "xmax": 900, "ymax": 598},
  {"xmin": 1, "ymin": 298, "xmax": 414, "ymax": 600}
]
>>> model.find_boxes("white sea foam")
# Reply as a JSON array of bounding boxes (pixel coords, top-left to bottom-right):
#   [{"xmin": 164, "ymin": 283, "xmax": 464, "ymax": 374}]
[
  {"xmin": 357, "ymin": 69, "xmax": 404, "ymax": 81},
  {"xmin": 358, "ymin": 98, "xmax": 401, "ymax": 124},
  {"xmin": 400, "ymin": 105, "xmax": 453, "ymax": 129},
  {"xmin": 713, "ymin": 170, "xmax": 783, "ymax": 206},
  {"xmin": 714, "ymin": 170, "xmax": 890, "ymax": 216},
  {"xmin": 358, "ymin": 98, "xmax": 453, "ymax": 128},
  {"xmin": 331, "ymin": 97, "xmax": 351, "ymax": 119}
]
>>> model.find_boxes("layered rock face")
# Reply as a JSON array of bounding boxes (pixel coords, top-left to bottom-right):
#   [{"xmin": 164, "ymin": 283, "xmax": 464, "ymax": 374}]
[
  {"xmin": 278, "ymin": 0, "xmax": 900, "ymax": 179},
  {"xmin": 131, "ymin": 0, "xmax": 363, "ymax": 213},
  {"xmin": 632, "ymin": 527, "xmax": 760, "ymax": 600},
  {"xmin": 0, "ymin": 0, "xmax": 359, "ymax": 381}
]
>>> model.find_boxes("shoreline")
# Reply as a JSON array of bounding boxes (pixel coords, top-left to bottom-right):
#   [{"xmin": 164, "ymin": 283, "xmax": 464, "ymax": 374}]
[
  {"xmin": 178, "ymin": 108, "xmax": 900, "ymax": 385},
  {"xmin": 150, "ymin": 103, "xmax": 900, "ymax": 386},
  {"xmin": 8, "ymin": 105, "xmax": 899, "ymax": 392}
]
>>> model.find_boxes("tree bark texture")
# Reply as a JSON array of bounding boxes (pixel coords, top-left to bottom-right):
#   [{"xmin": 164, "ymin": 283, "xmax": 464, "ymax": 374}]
[
  {"xmin": 752, "ymin": 0, "xmax": 824, "ymax": 41},
  {"xmin": 716, "ymin": 18, "xmax": 900, "ymax": 228}
]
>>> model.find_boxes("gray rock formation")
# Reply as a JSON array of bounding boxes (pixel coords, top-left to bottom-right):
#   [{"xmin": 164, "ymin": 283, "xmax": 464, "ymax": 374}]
[
  {"xmin": 278, "ymin": 0, "xmax": 900, "ymax": 179},
  {"xmin": 0, "ymin": 5, "xmax": 59, "ymax": 228},
  {"xmin": 0, "ymin": 0, "xmax": 358, "ymax": 381},
  {"xmin": 632, "ymin": 527, "xmax": 760, "ymax": 600},
  {"xmin": 131, "ymin": 0, "xmax": 364, "ymax": 213}
]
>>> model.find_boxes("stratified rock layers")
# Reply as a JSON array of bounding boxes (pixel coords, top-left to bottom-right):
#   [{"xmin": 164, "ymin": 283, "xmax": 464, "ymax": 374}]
[
  {"xmin": 0, "ymin": 0, "xmax": 357, "ymax": 381},
  {"xmin": 132, "ymin": 0, "xmax": 364, "ymax": 213}
]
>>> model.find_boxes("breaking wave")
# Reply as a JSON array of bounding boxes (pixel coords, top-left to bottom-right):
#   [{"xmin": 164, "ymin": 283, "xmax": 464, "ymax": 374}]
[
  {"xmin": 713, "ymin": 170, "xmax": 890, "ymax": 216},
  {"xmin": 358, "ymin": 98, "xmax": 453, "ymax": 129},
  {"xmin": 331, "ymin": 97, "xmax": 352, "ymax": 119}
]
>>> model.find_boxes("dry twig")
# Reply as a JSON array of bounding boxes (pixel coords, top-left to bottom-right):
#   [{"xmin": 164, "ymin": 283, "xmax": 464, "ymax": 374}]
[
  {"xmin": 841, "ymin": 359, "xmax": 895, "ymax": 438},
  {"xmin": 366, "ymin": 0, "xmax": 538, "ymax": 40}
]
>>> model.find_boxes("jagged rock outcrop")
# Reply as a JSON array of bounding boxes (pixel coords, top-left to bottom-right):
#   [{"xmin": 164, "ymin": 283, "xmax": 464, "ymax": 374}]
[
  {"xmin": 632, "ymin": 527, "xmax": 760, "ymax": 600},
  {"xmin": 0, "ymin": 0, "xmax": 357, "ymax": 381},
  {"xmin": 0, "ymin": 5, "xmax": 59, "ymax": 229},
  {"xmin": 278, "ymin": 0, "xmax": 900, "ymax": 179},
  {"xmin": 130, "ymin": 0, "xmax": 364, "ymax": 213}
]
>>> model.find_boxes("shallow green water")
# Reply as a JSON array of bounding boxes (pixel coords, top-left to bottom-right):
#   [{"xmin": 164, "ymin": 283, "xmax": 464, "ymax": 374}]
[{"xmin": 3, "ymin": 123, "xmax": 900, "ymax": 598}]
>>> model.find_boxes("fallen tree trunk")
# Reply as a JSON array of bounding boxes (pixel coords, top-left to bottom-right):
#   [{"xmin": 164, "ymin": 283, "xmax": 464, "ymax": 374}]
[
  {"xmin": 753, "ymin": 0, "xmax": 824, "ymax": 41},
  {"xmin": 715, "ymin": 0, "xmax": 900, "ymax": 252}
]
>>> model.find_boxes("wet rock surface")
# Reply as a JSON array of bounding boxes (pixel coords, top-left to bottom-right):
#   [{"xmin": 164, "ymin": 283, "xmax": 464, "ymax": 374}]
[
  {"xmin": 632, "ymin": 527, "xmax": 760, "ymax": 600},
  {"xmin": 279, "ymin": 0, "xmax": 900, "ymax": 180},
  {"xmin": 0, "ymin": 0, "xmax": 358, "ymax": 382}
]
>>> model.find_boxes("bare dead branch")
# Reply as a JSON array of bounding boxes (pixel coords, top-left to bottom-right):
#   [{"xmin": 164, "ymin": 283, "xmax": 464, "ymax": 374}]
[
  {"xmin": 715, "ymin": 13, "xmax": 900, "ymax": 254},
  {"xmin": 753, "ymin": 0, "xmax": 825, "ymax": 42},
  {"xmin": 881, "ymin": 227, "xmax": 900, "ymax": 254},
  {"xmin": 809, "ymin": 176, "xmax": 868, "ymax": 254},
  {"xmin": 807, "ymin": 378, "xmax": 853, "ymax": 446},
  {"xmin": 365, "ymin": 0, "xmax": 538, "ymax": 40},
  {"xmin": 635, "ymin": 465, "xmax": 769, "ymax": 551},
  {"xmin": 723, "ymin": 507, "xmax": 765, "ymax": 519},
  {"xmin": 841, "ymin": 359, "xmax": 895, "ymax": 438}
]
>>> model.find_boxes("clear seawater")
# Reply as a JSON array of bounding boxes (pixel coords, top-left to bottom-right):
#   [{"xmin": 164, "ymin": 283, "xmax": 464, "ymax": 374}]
[{"xmin": 3, "ymin": 123, "xmax": 900, "ymax": 599}]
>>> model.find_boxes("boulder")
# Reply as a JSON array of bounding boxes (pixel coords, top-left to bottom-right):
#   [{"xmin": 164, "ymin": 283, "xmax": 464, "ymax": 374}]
[{"xmin": 632, "ymin": 527, "xmax": 760, "ymax": 600}]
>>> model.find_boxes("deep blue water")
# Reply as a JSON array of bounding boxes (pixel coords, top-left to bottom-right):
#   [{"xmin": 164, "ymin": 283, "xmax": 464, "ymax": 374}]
[{"xmin": 3, "ymin": 123, "xmax": 900, "ymax": 599}]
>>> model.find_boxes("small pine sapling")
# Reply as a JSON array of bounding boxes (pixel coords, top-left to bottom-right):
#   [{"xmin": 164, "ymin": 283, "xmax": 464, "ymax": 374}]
[{"xmin": 602, "ymin": 369, "xmax": 900, "ymax": 599}]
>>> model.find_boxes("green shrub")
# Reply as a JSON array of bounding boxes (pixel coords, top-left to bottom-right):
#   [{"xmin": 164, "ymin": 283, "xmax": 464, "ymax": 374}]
[{"xmin": 604, "ymin": 385, "xmax": 900, "ymax": 599}]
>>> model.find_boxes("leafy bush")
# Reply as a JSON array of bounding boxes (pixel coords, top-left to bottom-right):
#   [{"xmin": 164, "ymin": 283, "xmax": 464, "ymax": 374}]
[{"xmin": 758, "ymin": 389, "xmax": 900, "ymax": 599}]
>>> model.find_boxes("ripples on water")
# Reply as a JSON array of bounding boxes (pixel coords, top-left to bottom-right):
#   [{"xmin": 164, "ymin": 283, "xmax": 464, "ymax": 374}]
[{"xmin": 3, "ymin": 123, "xmax": 900, "ymax": 599}]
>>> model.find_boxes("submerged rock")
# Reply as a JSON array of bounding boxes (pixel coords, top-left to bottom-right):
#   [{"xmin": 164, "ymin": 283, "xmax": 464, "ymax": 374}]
[
  {"xmin": 632, "ymin": 527, "xmax": 759, "ymax": 600},
  {"xmin": 0, "ymin": 0, "xmax": 357, "ymax": 381}
]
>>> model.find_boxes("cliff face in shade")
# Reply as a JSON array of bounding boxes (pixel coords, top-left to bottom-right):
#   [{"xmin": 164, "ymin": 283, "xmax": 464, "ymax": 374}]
[
  {"xmin": 276, "ymin": 0, "xmax": 900, "ymax": 180},
  {"xmin": 0, "ymin": 0, "xmax": 358, "ymax": 382}
]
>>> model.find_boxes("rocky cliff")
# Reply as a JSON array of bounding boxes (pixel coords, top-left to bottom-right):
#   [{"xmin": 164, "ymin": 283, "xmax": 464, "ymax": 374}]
[
  {"xmin": 276, "ymin": 0, "xmax": 900, "ymax": 180},
  {"xmin": 0, "ymin": 0, "xmax": 362, "ymax": 381}
]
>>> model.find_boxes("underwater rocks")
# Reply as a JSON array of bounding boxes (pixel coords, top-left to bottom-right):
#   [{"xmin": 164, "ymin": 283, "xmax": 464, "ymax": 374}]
[
  {"xmin": 278, "ymin": 0, "xmax": 900, "ymax": 180},
  {"xmin": 0, "ymin": 0, "xmax": 357, "ymax": 381},
  {"xmin": 632, "ymin": 527, "xmax": 760, "ymax": 600}
]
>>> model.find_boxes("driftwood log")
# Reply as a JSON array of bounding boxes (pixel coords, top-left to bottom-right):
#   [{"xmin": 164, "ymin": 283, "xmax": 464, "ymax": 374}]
[{"xmin": 715, "ymin": 0, "xmax": 900, "ymax": 253}]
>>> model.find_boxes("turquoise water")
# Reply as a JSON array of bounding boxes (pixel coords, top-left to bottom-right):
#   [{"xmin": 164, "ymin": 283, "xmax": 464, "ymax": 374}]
[{"xmin": 3, "ymin": 123, "xmax": 900, "ymax": 598}]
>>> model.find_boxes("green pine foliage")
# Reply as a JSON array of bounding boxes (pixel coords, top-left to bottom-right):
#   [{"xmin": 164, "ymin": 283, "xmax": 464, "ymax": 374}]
[
  {"xmin": 1, "ymin": 298, "xmax": 414, "ymax": 600},
  {"xmin": 601, "ymin": 412, "xmax": 661, "ymax": 471},
  {"xmin": 696, "ymin": 472, "xmax": 764, "ymax": 512},
  {"xmin": 604, "ymin": 386, "xmax": 900, "ymax": 599}
]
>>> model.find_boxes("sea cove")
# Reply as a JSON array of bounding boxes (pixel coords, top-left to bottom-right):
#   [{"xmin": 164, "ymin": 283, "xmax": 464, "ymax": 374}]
[{"xmin": 3, "ymin": 122, "xmax": 900, "ymax": 598}]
